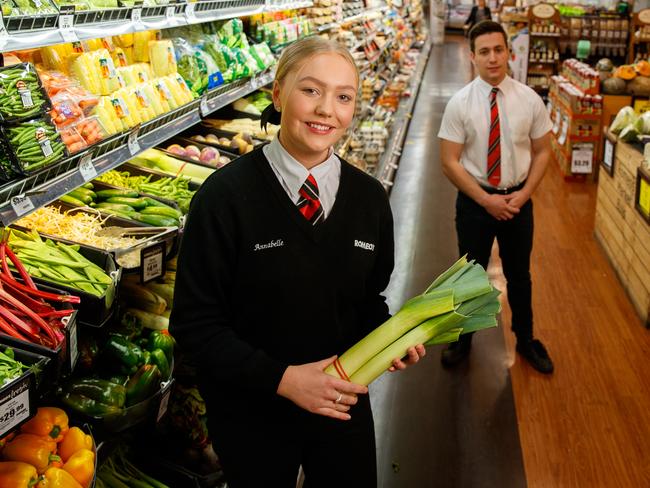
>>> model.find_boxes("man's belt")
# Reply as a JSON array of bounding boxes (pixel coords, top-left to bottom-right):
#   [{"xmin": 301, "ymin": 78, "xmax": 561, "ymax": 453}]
[{"xmin": 480, "ymin": 180, "xmax": 527, "ymax": 195}]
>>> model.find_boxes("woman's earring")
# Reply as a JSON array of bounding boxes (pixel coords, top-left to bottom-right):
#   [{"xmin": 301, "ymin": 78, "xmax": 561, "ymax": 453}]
[{"xmin": 275, "ymin": 106, "xmax": 281, "ymax": 112}]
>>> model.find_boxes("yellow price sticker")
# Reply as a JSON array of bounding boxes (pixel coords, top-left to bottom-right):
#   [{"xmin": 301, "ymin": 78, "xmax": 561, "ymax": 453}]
[
  {"xmin": 639, "ymin": 177, "xmax": 650, "ymax": 217},
  {"xmin": 633, "ymin": 98, "xmax": 650, "ymax": 115}
]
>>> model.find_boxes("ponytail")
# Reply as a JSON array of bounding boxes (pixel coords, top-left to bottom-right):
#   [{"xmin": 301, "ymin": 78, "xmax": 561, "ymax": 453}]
[{"xmin": 261, "ymin": 103, "xmax": 281, "ymax": 133}]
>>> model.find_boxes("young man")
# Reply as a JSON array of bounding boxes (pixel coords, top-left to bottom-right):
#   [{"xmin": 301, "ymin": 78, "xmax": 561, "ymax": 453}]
[{"xmin": 437, "ymin": 20, "xmax": 554, "ymax": 374}]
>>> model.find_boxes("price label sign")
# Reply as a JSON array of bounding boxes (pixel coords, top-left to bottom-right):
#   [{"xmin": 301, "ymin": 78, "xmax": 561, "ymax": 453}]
[
  {"xmin": 185, "ymin": 2, "xmax": 196, "ymax": 21},
  {"xmin": 58, "ymin": 6, "xmax": 78, "ymax": 43},
  {"xmin": 132, "ymin": 5, "xmax": 143, "ymax": 29},
  {"xmin": 602, "ymin": 138, "xmax": 615, "ymax": 174},
  {"xmin": 66, "ymin": 316, "xmax": 79, "ymax": 371},
  {"xmin": 10, "ymin": 194, "xmax": 35, "ymax": 217},
  {"xmin": 200, "ymin": 95, "xmax": 210, "ymax": 117},
  {"xmin": 78, "ymin": 153, "xmax": 97, "ymax": 181},
  {"xmin": 128, "ymin": 126, "xmax": 141, "ymax": 155},
  {"xmin": 0, "ymin": 375, "xmax": 32, "ymax": 438},
  {"xmin": 638, "ymin": 174, "xmax": 650, "ymax": 218},
  {"xmin": 156, "ymin": 381, "xmax": 172, "ymax": 422},
  {"xmin": 140, "ymin": 242, "xmax": 166, "ymax": 284},
  {"xmin": 0, "ymin": 13, "xmax": 9, "ymax": 50},
  {"xmin": 571, "ymin": 147, "xmax": 593, "ymax": 174}
]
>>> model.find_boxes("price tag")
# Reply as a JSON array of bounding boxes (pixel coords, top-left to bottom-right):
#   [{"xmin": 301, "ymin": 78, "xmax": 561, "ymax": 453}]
[
  {"xmin": 200, "ymin": 95, "xmax": 210, "ymax": 117},
  {"xmin": 58, "ymin": 6, "xmax": 78, "ymax": 43},
  {"xmin": 78, "ymin": 153, "xmax": 97, "ymax": 181},
  {"xmin": 0, "ymin": 375, "xmax": 32, "ymax": 438},
  {"xmin": 66, "ymin": 316, "xmax": 79, "ymax": 371},
  {"xmin": 603, "ymin": 138, "xmax": 614, "ymax": 173},
  {"xmin": 185, "ymin": 2, "xmax": 196, "ymax": 22},
  {"xmin": 557, "ymin": 116, "xmax": 569, "ymax": 145},
  {"xmin": 551, "ymin": 108, "xmax": 560, "ymax": 135},
  {"xmin": 140, "ymin": 242, "xmax": 166, "ymax": 284},
  {"xmin": 166, "ymin": 5, "xmax": 176, "ymax": 20},
  {"xmin": 128, "ymin": 126, "xmax": 141, "ymax": 155},
  {"xmin": 156, "ymin": 381, "xmax": 172, "ymax": 422},
  {"xmin": 10, "ymin": 194, "xmax": 35, "ymax": 217},
  {"xmin": 0, "ymin": 13, "xmax": 9, "ymax": 50},
  {"xmin": 571, "ymin": 147, "xmax": 593, "ymax": 174},
  {"xmin": 132, "ymin": 6, "xmax": 143, "ymax": 29}
]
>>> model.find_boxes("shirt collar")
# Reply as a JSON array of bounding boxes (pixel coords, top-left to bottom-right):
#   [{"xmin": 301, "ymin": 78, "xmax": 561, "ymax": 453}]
[
  {"xmin": 476, "ymin": 75, "xmax": 511, "ymax": 98},
  {"xmin": 266, "ymin": 136, "xmax": 337, "ymax": 195}
]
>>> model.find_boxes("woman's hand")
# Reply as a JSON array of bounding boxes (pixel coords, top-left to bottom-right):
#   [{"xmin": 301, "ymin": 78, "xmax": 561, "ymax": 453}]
[
  {"xmin": 388, "ymin": 345, "xmax": 426, "ymax": 372},
  {"xmin": 276, "ymin": 356, "xmax": 368, "ymax": 421}
]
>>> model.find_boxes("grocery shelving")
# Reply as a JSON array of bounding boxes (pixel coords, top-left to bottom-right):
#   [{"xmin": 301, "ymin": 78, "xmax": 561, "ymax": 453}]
[
  {"xmin": 376, "ymin": 39, "xmax": 431, "ymax": 189},
  {"xmin": 0, "ymin": 68, "xmax": 275, "ymax": 226},
  {"xmin": 0, "ymin": 0, "xmax": 312, "ymax": 53}
]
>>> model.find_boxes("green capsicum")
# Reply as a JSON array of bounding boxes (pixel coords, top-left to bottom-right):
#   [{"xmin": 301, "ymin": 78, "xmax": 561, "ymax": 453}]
[
  {"xmin": 60, "ymin": 392, "xmax": 122, "ymax": 417},
  {"xmin": 147, "ymin": 330, "xmax": 174, "ymax": 363},
  {"xmin": 66, "ymin": 378, "xmax": 126, "ymax": 408},
  {"xmin": 104, "ymin": 334, "xmax": 145, "ymax": 375},
  {"xmin": 150, "ymin": 348, "xmax": 171, "ymax": 379},
  {"xmin": 125, "ymin": 364, "xmax": 162, "ymax": 407}
]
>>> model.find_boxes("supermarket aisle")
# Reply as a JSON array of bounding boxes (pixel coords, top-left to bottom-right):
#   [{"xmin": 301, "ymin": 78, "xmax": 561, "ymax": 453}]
[{"xmin": 369, "ymin": 38, "xmax": 527, "ymax": 487}]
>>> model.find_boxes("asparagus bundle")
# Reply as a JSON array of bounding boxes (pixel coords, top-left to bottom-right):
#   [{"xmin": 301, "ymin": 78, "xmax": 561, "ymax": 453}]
[{"xmin": 326, "ymin": 256, "xmax": 501, "ymax": 386}]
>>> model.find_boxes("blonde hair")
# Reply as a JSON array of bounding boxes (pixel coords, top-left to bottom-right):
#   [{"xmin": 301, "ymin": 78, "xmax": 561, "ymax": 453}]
[{"xmin": 275, "ymin": 37, "xmax": 359, "ymax": 86}]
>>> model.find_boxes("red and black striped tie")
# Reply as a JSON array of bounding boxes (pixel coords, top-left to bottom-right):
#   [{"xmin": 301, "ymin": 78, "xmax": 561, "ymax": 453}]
[
  {"xmin": 298, "ymin": 174, "xmax": 323, "ymax": 225},
  {"xmin": 487, "ymin": 87, "xmax": 501, "ymax": 186}
]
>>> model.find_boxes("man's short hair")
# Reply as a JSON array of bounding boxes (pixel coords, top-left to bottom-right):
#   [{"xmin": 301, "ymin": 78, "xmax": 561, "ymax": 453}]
[{"xmin": 469, "ymin": 20, "xmax": 508, "ymax": 52}]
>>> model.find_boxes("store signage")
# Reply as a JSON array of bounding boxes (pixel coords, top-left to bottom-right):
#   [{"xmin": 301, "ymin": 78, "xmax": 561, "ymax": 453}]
[
  {"xmin": 65, "ymin": 315, "xmax": 79, "ymax": 371},
  {"xmin": 78, "ymin": 152, "xmax": 97, "ymax": 181},
  {"xmin": 184, "ymin": 2, "xmax": 196, "ymax": 22},
  {"xmin": 636, "ymin": 168, "xmax": 650, "ymax": 222},
  {"xmin": 601, "ymin": 137, "xmax": 615, "ymax": 176},
  {"xmin": 10, "ymin": 194, "xmax": 35, "ymax": 217},
  {"xmin": 140, "ymin": 242, "xmax": 166, "ymax": 284},
  {"xmin": 200, "ymin": 95, "xmax": 210, "ymax": 117},
  {"xmin": 531, "ymin": 3, "xmax": 555, "ymax": 19},
  {"xmin": 633, "ymin": 98, "xmax": 650, "ymax": 115},
  {"xmin": 128, "ymin": 125, "xmax": 141, "ymax": 155},
  {"xmin": 156, "ymin": 380, "xmax": 173, "ymax": 422},
  {"xmin": 166, "ymin": 5, "xmax": 176, "ymax": 20},
  {"xmin": 0, "ymin": 374, "xmax": 32, "ymax": 438},
  {"xmin": 59, "ymin": 6, "xmax": 78, "ymax": 43},
  {"xmin": 571, "ymin": 146, "xmax": 593, "ymax": 174},
  {"xmin": 132, "ymin": 2, "xmax": 144, "ymax": 30},
  {"xmin": 639, "ymin": 9, "xmax": 650, "ymax": 25}
]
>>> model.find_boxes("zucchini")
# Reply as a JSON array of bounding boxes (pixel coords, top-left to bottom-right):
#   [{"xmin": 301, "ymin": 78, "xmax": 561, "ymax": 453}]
[
  {"xmin": 96, "ymin": 189, "xmax": 139, "ymax": 199},
  {"xmin": 67, "ymin": 190, "xmax": 94, "ymax": 205},
  {"xmin": 95, "ymin": 202, "xmax": 137, "ymax": 213},
  {"xmin": 59, "ymin": 195, "xmax": 86, "ymax": 207},
  {"xmin": 71, "ymin": 187, "xmax": 97, "ymax": 199},
  {"xmin": 105, "ymin": 196, "xmax": 148, "ymax": 210}
]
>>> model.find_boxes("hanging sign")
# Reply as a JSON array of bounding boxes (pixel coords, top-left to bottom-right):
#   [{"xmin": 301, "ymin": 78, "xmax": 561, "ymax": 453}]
[
  {"xmin": 59, "ymin": 6, "xmax": 78, "ymax": 43},
  {"xmin": 78, "ymin": 152, "xmax": 97, "ymax": 181}
]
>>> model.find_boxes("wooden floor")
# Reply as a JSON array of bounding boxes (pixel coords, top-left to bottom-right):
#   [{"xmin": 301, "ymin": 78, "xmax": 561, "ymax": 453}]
[{"xmin": 491, "ymin": 158, "xmax": 650, "ymax": 487}]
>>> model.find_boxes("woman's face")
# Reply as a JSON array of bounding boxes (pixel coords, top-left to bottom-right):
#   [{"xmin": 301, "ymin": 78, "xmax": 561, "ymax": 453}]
[{"xmin": 273, "ymin": 53, "xmax": 357, "ymax": 168}]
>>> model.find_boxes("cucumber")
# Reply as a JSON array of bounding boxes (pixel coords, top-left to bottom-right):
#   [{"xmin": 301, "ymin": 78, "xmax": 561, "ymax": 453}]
[
  {"xmin": 140, "ymin": 206, "xmax": 182, "ymax": 219},
  {"xmin": 59, "ymin": 195, "xmax": 86, "ymax": 207},
  {"xmin": 142, "ymin": 197, "xmax": 173, "ymax": 208},
  {"xmin": 72, "ymin": 187, "xmax": 97, "ymax": 199},
  {"xmin": 82, "ymin": 182, "xmax": 94, "ymax": 190},
  {"xmin": 131, "ymin": 214, "xmax": 178, "ymax": 227},
  {"xmin": 67, "ymin": 190, "xmax": 94, "ymax": 205},
  {"xmin": 95, "ymin": 202, "xmax": 137, "ymax": 213},
  {"xmin": 96, "ymin": 189, "xmax": 139, "ymax": 199},
  {"xmin": 105, "ymin": 196, "xmax": 148, "ymax": 210}
]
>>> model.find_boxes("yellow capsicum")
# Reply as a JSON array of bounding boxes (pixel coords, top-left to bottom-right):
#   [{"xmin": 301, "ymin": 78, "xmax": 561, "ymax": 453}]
[
  {"xmin": 58, "ymin": 427, "xmax": 93, "ymax": 462},
  {"xmin": 3, "ymin": 434, "xmax": 61, "ymax": 474},
  {"xmin": 62, "ymin": 449, "xmax": 94, "ymax": 488},
  {"xmin": 21, "ymin": 407, "xmax": 69, "ymax": 442},
  {"xmin": 0, "ymin": 461, "xmax": 39, "ymax": 488},
  {"xmin": 37, "ymin": 467, "xmax": 83, "ymax": 488}
]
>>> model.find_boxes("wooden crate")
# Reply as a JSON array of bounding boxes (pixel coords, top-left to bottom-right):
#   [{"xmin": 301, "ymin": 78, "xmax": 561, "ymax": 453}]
[{"xmin": 594, "ymin": 141, "xmax": 650, "ymax": 324}]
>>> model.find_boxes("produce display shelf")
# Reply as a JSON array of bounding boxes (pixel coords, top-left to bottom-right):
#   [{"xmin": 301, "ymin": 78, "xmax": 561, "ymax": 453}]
[
  {"xmin": 0, "ymin": 0, "xmax": 309, "ymax": 53},
  {"xmin": 0, "ymin": 68, "xmax": 275, "ymax": 226},
  {"xmin": 376, "ymin": 39, "xmax": 431, "ymax": 190}
]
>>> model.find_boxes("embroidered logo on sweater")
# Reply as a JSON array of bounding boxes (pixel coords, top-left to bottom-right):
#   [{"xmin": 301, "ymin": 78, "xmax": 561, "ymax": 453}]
[
  {"xmin": 354, "ymin": 240, "xmax": 375, "ymax": 251},
  {"xmin": 254, "ymin": 239, "xmax": 284, "ymax": 251}
]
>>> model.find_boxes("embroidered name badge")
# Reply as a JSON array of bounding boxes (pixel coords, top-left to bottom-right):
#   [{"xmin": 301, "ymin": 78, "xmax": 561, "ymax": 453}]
[
  {"xmin": 354, "ymin": 240, "xmax": 375, "ymax": 251},
  {"xmin": 254, "ymin": 239, "xmax": 284, "ymax": 251}
]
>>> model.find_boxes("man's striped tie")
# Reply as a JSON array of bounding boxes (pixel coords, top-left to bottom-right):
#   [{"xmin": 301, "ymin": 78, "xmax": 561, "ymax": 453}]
[
  {"xmin": 297, "ymin": 174, "xmax": 323, "ymax": 225},
  {"xmin": 487, "ymin": 87, "xmax": 501, "ymax": 187}
]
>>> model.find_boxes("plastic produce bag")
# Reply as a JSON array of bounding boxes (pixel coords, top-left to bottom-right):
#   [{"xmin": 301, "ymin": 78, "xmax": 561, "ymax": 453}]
[
  {"xmin": 610, "ymin": 106, "xmax": 638, "ymax": 134},
  {"xmin": 619, "ymin": 123, "xmax": 639, "ymax": 142},
  {"xmin": 149, "ymin": 39, "xmax": 178, "ymax": 77},
  {"xmin": 0, "ymin": 63, "xmax": 51, "ymax": 123},
  {"xmin": 3, "ymin": 116, "xmax": 66, "ymax": 174},
  {"xmin": 173, "ymin": 37, "xmax": 207, "ymax": 95},
  {"xmin": 634, "ymin": 111, "xmax": 650, "ymax": 135}
]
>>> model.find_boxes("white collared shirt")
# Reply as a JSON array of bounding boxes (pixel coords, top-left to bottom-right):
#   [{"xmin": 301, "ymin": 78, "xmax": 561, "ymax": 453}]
[
  {"xmin": 263, "ymin": 136, "xmax": 341, "ymax": 218},
  {"xmin": 438, "ymin": 75, "xmax": 552, "ymax": 188}
]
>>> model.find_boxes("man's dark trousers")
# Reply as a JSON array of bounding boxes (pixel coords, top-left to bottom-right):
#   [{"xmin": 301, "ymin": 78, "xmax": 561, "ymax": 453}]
[{"xmin": 455, "ymin": 190, "xmax": 534, "ymax": 342}]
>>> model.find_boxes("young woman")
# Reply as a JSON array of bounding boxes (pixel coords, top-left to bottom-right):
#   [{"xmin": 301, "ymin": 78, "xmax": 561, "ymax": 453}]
[{"xmin": 170, "ymin": 37, "xmax": 425, "ymax": 488}]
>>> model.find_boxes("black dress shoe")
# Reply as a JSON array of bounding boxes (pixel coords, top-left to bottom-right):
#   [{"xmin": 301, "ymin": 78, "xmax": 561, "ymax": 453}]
[
  {"xmin": 441, "ymin": 338, "xmax": 472, "ymax": 367},
  {"xmin": 516, "ymin": 339, "xmax": 554, "ymax": 374}
]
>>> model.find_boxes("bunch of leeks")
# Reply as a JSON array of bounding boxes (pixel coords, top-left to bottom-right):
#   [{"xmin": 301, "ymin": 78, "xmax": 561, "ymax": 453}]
[{"xmin": 326, "ymin": 256, "xmax": 501, "ymax": 386}]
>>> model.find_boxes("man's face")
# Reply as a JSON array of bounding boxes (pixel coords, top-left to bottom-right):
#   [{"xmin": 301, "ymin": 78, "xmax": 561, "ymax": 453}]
[{"xmin": 471, "ymin": 32, "xmax": 509, "ymax": 85}]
